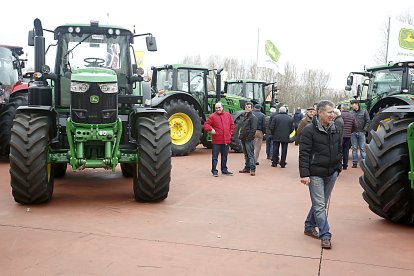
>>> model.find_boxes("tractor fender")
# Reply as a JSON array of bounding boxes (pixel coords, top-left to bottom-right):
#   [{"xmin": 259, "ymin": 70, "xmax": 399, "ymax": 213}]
[
  {"xmin": 231, "ymin": 110, "xmax": 245, "ymax": 122},
  {"xmin": 11, "ymin": 82, "xmax": 29, "ymax": 94},
  {"xmin": 151, "ymin": 91, "xmax": 206, "ymax": 120},
  {"xmin": 16, "ymin": 105, "xmax": 57, "ymax": 137},
  {"xmin": 129, "ymin": 106, "xmax": 167, "ymax": 141},
  {"xmin": 368, "ymin": 96, "xmax": 414, "ymax": 119}
]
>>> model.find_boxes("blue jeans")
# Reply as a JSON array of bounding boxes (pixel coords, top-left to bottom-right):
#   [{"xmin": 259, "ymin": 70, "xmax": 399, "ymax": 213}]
[
  {"xmin": 305, "ymin": 171, "xmax": 338, "ymax": 240},
  {"xmin": 211, "ymin": 144, "xmax": 230, "ymax": 174},
  {"xmin": 351, "ymin": 132, "xmax": 366, "ymax": 165},
  {"xmin": 272, "ymin": 141, "xmax": 288, "ymax": 166},
  {"xmin": 241, "ymin": 140, "xmax": 256, "ymax": 171},
  {"xmin": 266, "ymin": 135, "xmax": 273, "ymax": 159}
]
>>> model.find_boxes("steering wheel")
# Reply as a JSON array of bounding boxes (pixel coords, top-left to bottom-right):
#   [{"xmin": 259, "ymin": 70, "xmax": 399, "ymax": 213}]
[{"xmin": 84, "ymin": 57, "xmax": 105, "ymax": 67}]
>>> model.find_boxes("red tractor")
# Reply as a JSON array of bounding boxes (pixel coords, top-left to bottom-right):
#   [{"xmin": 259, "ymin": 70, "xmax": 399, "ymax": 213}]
[{"xmin": 0, "ymin": 45, "xmax": 29, "ymax": 156}]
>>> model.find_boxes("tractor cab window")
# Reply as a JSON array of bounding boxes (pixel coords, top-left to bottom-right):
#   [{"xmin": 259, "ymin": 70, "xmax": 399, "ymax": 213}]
[
  {"xmin": 409, "ymin": 68, "xmax": 414, "ymax": 94},
  {"xmin": 371, "ymin": 69, "xmax": 403, "ymax": 98},
  {"xmin": 245, "ymin": 82, "xmax": 264, "ymax": 103},
  {"xmin": 177, "ymin": 69, "xmax": 189, "ymax": 92},
  {"xmin": 155, "ymin": 69, "xmax": 173, "ymax": 91},
  {"xmin": 226, "ymin": 83, "xmax": 243, "ymax": 97},
  {"xmin": 0, "ymin": 47, "xmax": 18, "ymax": 86}
]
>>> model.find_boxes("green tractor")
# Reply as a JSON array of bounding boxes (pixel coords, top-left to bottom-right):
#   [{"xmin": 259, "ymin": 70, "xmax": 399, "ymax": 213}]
[
  {"xmin": 346, "ymin": 61, "xmax": 414, "ymax": 223},
  {"xmin": 150, "ymin": 64, "xmax": 223, "ymax": 156},
  {"xmin": 220, "ymin": 79, "xmax": 279, "ymax": 152},
  {"xmin": 9, "ymin": 18, "xmax": 171, "ymax": 204}
]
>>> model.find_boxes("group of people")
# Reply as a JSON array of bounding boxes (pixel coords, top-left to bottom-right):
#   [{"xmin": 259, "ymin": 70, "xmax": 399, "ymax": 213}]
[{"xmin": 203, "ymin": 99, "xmax": 370, "ymax": 250}]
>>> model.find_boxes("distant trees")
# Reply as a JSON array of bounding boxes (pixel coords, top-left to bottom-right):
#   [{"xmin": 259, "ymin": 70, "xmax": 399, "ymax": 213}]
[{"xmin": 178, "ymin": 55, "xmax": 352, "ymax": 111}]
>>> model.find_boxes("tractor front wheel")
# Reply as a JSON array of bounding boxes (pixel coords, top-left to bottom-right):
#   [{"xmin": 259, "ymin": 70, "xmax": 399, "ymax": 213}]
[
  {"xmin": 132, "ymin": 113, "xmax": 171, "ymax": 202},
  {"xmin": 359, "ymin": 117, "xmax": 414, "ymax": 224},
  {"xmin": 10, "ymin": 113, "xmax": 54, "ymax": 204}
]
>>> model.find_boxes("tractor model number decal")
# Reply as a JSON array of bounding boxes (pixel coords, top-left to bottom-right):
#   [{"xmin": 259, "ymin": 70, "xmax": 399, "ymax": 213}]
[{"xmin": 90, "ymin": 95, "xmax": 99, "ymax": 104}]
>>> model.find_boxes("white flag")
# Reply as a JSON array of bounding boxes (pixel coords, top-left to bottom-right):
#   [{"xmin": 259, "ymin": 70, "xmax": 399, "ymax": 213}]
[
  {"xmin": 257, "ymin": 30, "xmax": 281, "ymax": 71},
  {"xmin": 387, "ymin": 19, "xmax": 414, "ymax": 62}
]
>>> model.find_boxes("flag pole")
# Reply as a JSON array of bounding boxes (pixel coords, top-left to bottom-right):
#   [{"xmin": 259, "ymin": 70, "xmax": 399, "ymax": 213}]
[
  {"xmin": 256, "ymin": 28, "xmax": 259, "ymax": 79},
  {"xmin": 386, "ymin": 17, "xmax": 390, "ymax": 63}
]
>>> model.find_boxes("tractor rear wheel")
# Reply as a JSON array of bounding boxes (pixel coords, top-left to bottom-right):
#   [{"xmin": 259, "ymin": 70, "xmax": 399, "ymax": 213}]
[
  {"xmin": 0, "ymin": 94, "xmax": 28, "ymax": 156},
  {"xmin": 359, "ymin": 117, "xmax": 414, "ymax": 224},
  {"xmin": 163, "ymin": 99, "xmax": 201, "ymax": 156},
  {"xmin": 10, "ymin": 113, "xmax": 54, "ymax": 204},
  {"xmin": 230, "ymin": 117, "xmax": 243, "ymax": 153},
  {"xmin": 133, "ymin": 113, "xmax": 171, "ymax": 202}
]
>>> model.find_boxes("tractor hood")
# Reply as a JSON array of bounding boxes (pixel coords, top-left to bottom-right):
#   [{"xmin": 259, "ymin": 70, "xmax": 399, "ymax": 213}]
[{"xmin": 71, "ymin": 67, "xmax": 117, "ymax": 83}]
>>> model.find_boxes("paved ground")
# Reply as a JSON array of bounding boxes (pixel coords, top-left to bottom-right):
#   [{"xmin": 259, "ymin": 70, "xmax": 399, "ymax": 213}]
[{"xmin": 0, "ymin": 143, "xmax": 413, "ymax": 275}]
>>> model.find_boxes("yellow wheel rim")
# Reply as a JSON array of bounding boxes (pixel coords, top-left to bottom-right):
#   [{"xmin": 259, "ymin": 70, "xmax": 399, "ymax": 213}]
[
  {"xmin": 376, "ymin": 117, "xmax": 391, "ymax": 131},
  {"xmin": 169, "ymin": 113, "xmax": 194, "ymax": 145}
]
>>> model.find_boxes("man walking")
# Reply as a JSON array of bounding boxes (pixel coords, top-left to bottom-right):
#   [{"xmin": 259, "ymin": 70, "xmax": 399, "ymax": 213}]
[
  {"xmin": 296, "ymin": 107, "xmax": 316, "ymax": 145},
  {"xmin": 238, "ymin": 102, "xmax": 258, "ymax": 176},
  {"xmin": 340, "ymin": 104, "xmax": 355, "ymax": 170},
  {"xmin": 252, "ymin": 104, "xmax": 266, "ymax": 165},
  {"xmin": 265, "ymin": 107, "xmax": 277, "ymax": 159},
  {"xmin": 293, "ymin": 107, "xmax": 304, "ymax": 145},
  {"xmin": 350, "ymin": 99, "xmax": 370, "ymax": 168},
  {"xmin": 269, "ymin": 106, "xmax": 294, "ymax": 168},
  {"xmin": 204, "ymin": 102, "xmax": 235, "ymax": 177},
  {"xmin": 299, "ymin": 100, "xmax": 342, "ymax": 249}
]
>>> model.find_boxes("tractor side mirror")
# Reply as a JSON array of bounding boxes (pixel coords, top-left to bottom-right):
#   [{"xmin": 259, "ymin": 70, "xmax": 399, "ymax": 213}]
[
  {"xmin": 346, "ymin": 75, "xmax": 353, "ymax": 86},
  {"xmin": 146, "ymin": 36, "xmax": 157, "ymax": 52},
  {"xmin": 28, "ymin": 30, "xmax": 34, "ymax": 46}
]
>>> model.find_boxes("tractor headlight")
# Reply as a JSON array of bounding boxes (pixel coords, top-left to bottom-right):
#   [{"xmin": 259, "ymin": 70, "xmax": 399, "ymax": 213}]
[
  {"xmin": 99, "ymin": 83, "xmax": 118, "ymax": 93},
  {"xmin": 71, "ymin": 82, "xmax": 90, "ymax": 93}
]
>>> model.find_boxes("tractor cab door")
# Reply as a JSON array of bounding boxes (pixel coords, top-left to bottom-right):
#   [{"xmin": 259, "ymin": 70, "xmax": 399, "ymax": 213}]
[{"xmin": 177, "ymin": 69, "xmax": 208, "ymax": 112}]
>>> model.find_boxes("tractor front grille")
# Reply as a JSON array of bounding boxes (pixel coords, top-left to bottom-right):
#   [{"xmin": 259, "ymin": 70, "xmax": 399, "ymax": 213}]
[{"xmin": 71, "ymin": 83, "xmax": 117, "ymax": 124}]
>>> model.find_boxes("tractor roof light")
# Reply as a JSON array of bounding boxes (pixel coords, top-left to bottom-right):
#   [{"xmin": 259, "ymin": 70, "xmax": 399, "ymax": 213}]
[
  {"xmin": 107, "ymin": 28, "xmax": 114, "ymax": 35},
  {"xmin": 75, "ymin": 27, "xmax": 81, "ymax": 33},
  {"xmin": 115, "ymin": 29, "xmax": 121, "ymax": 35},
  {"xmin": 68, "ymin": 26, "xmax": 74, "ymax": 33}
]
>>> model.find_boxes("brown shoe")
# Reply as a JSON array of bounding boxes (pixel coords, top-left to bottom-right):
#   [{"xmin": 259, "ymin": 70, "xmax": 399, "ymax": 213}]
[
  {"xmin": 304, "ymin": 228, "xmax": 319, "ymax": 239},
  {"xmin": 250, "ymin": 171, "xmax": 255, "ymax": 176},
  {"xmin": 321, "ymin": 239, "xmax": 331, "ymax": 249},
  {"xmin": 239, "ymin": 169, "xmax": 250, "ymax": 173}
]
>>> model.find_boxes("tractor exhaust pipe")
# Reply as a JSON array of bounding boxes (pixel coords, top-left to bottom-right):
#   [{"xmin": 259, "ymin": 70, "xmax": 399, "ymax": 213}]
[
  {"xmin": 215, "ymin": 68, "xmax": 223, "ymax": 102},
  {"xmin": 33, "ymin": 18, "xmax": 45, "ymax": 73}
]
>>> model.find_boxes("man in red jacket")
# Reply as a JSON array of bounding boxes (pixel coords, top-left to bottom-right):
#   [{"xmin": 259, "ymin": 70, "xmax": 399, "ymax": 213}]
[{"xmin": 204, "ymin": 102, "xmax": 235, "ymax": 177}]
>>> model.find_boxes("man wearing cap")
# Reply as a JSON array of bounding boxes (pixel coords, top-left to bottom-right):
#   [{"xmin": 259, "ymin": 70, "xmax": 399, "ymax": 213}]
[
  {"xmin": 296, "ymin": 107, "xmax": 316, "ymax": 145},
  {"xmin": 350, "ymin": 99, "xmax": 370, "ymax": 168},
  {"xmin": 252, "ymin": 104, "xmax": 266, "ymax": 165}
]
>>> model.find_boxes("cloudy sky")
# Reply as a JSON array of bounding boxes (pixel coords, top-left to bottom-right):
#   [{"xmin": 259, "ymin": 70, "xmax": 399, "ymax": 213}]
[{"xmin": 1, "ymin": 0, "xmax": 413, "ymax": 89}]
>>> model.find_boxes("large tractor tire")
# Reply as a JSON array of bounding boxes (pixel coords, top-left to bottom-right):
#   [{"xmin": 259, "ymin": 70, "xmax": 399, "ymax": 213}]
[
  {"xmin": 133, "ymin": 113, "xmax": 171, "ymax": 202},
  {"xmin": 367, "ymin": 109, "xmax": 403, "ymax": 142},
  {"xmin": 359, "ymin": 117, "xmax": 414, "ymax": 224},
  {"xmin": 9, "ymin": 113, "xmax": 54, "ymax": 204},
  {"xmin": 163, "ymin": 99, "xmax": 201, "ymax": 156},
  {"xmin": 0, "ymin": 94, "xmax": 28, "ymax": 156},
  {"xmin": 230, "ymin": 117, "xmax": 243, "ymax": 153}
]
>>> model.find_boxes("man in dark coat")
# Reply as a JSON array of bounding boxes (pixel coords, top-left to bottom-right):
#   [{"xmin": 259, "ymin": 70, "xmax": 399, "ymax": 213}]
[
  {"xmin": 204, "ymin": 102, "xmax": 235, "ymax": 177},
  {"xmin": 269, "ymin": 106, "xmax": 294, "ymax": 168},
  {"xmin": 299, "ymin": 100, "xmax": 342, "ymax": 250},
  {"xmin": 350, "ymin": 99, "xmax": 370, "ymax": 168},
  {"xmin": 293, "ymin": 107, "xmax": 304, "ymax": 145},
  {"xmin": 340, "ymin": 104, "xmax": 355, "ymax": 170},
  {"xmin": 296, "ymin": 107, "xmax": 316, "ymax": 145},
  {"xmin": 238, "ymin": 102, "xmax": 258, "ymax": 176},
  {"xmin": 252, "ymin": 104, "xmax": 266, "ymax": 165}
]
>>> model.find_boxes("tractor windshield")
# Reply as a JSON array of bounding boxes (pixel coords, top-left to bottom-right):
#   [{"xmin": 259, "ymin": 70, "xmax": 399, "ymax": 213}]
[
  {"xmin": 245, "ymin": 82, "xmax": 265, "ymax": 103},
  {"xmin": 226, "ymin": 83, "xmax": 244, "ymax": 97},
  {"xmin": 59, "ymin": 33, "xmax": 129, "ymax": 75},
  {"xmin": 0, "ymin": 47, "xmax": 18, "ymax": 86},
  {"xmin": 156, "ymin": 69, "xmax": 173, "ymax": 91},
  {"xmin": 370, "ymin": 69, "xmax": 404, "ymax": 97}
]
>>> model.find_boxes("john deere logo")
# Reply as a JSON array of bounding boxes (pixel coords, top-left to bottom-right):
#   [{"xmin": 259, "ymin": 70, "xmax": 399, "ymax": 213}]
[
  {"xmin": 90, "ymin": 95, "xmax": 99, "ymax": 104},
  {"xmin": 265, "ymin": 40, "xmax": 281, "ymax": 63},
  {"xmin": 399, "ymin": 28, "xmax": 414, "ymax": 50}
]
